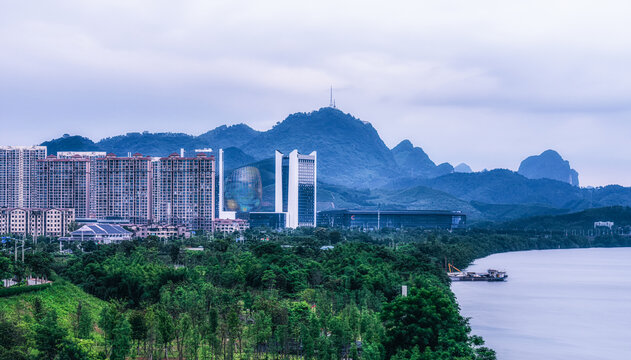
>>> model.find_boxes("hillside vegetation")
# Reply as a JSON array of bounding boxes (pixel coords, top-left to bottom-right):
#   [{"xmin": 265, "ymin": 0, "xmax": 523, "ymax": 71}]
[{"xmin": 0, "ymin": 279, "xmax": 106, "ymax": 329}]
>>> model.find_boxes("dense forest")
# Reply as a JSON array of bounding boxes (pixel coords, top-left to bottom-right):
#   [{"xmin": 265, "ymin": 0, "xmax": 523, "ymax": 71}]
[{"xmin": 2, "ymin": 227, "xmax": 631, "ymax": 360}]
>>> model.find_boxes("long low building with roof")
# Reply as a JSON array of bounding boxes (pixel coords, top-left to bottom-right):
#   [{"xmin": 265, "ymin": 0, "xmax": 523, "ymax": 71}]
[
  {"xmin": 61, "ymin": 224, "xmax": 132, "ymax": 244},
  {"xmin": 316, "ymin": 209, "xmax": 466, "ymax": 230}
]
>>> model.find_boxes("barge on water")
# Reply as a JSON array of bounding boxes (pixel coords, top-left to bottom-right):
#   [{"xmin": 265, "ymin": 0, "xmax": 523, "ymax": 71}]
[{"xmin": 447, "ymin": 264, "xmax": 508, "ymax": 282}]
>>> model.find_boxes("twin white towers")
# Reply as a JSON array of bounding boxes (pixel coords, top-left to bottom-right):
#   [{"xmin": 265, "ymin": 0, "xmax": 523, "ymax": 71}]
[{"xmin": 217, "ymin": 149, "xmax": 317, "ymax": 228}]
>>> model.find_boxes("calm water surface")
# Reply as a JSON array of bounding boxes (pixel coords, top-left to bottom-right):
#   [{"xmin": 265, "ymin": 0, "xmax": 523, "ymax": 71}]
[{"xmin": 452, "ymin": 248, "xmax": 631, "ymax": 360}]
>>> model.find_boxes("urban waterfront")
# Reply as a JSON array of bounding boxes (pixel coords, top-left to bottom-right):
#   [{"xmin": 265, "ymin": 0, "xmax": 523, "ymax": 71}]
[{"xmin": 452, "ymin": 248, "xmax": 631, "ymax": 360}]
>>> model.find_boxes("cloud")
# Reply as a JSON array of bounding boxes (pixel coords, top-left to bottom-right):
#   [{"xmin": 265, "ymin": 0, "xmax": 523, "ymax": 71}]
[{"xmin": 1, "ymin": 0, "xmax": 631, "ymax": 185}]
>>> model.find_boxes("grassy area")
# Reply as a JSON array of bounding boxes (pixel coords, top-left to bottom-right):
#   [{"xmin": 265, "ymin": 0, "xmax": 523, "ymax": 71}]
[{"xmin": 0, "ymin": 279, "xmax": 107, "ymax": 329}]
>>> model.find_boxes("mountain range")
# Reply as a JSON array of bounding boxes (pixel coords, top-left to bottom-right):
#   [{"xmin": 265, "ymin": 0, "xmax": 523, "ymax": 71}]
[{"xmin": 40, "ymin": 107, "xmax": 631, "ymax": 222}]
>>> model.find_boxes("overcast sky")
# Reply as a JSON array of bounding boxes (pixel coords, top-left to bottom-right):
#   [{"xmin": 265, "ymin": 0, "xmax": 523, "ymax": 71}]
[{"xmin": 1, "ymin": 1, "xmax": 630, "ymax": 186}]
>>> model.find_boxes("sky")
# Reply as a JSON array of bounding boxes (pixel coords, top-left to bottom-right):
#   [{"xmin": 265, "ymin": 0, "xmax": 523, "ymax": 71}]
[{"xmin": 1, "ymin": 1, "xmax": 630, "ymax": 187}]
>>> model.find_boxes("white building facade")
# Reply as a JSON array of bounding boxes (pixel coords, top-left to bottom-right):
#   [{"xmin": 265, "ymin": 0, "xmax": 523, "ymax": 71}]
[{"xmin": 275, "ymin": 150, "xmax": 317, "ymax": 228}]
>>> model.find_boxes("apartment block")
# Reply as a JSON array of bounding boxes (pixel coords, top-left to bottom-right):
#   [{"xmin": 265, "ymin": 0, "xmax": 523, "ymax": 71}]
[
  {"xmin": 0, "ymin": 146, "xmax": 46, "ymax": 208},
  {"xmin": 57, "ymin": 151, "xmax": 106, "ymax": 218},
  {"xmin": 156, "ymin": 153, "xmax": 215, "ymax": 231},
  {"xmin": 93, "ymin": 153, "xmax": 152, "ymax": 224},
  {"xmin": 38, "ymin": 155, "xmax": 90, "ymax": 218}
]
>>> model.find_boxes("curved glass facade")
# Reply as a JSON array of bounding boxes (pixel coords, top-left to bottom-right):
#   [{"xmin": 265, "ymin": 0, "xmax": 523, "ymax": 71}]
[{"xmin": 224, "ymin": 166, "xmax": 263, "ymax": 212}]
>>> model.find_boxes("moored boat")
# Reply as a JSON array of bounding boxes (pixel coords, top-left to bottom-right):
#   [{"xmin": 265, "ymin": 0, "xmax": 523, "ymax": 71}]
[{"xmin": 447, "ymin": 264, "xmax": 507, "ymax": 282}]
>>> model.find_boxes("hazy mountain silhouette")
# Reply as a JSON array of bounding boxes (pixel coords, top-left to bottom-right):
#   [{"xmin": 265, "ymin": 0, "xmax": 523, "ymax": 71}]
[
  {"xmin": 38, "ymin": 107, "xmax": 631, "ymax": 221},
  {"xmin": 391, "ymin": 140, "xmax": 454, "ymax": 178},
  {"xmin": 454, "ymin": 163, "xmax": 473, "ymax": 173},
  {"xmin": 241, "ymin": 107, "xmax": 400, "ymax": 186},
  {"xmin": 41, "ymin": 134, "xmax": 102, "ymax": 155},
  {"xmin": 518, "ymin": 149, "xmax": 579, "ymax": 186}
]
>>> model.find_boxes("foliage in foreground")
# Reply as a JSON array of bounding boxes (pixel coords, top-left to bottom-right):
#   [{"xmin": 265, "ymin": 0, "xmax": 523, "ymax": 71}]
[{"xmin": 6, "ymin": 225, "xmax": 621, "ymax": 359}]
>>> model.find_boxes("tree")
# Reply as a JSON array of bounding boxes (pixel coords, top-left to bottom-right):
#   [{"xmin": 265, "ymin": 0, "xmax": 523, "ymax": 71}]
[
  {"xmin": 110, "ymin": 318, "xmax": 132, "ymax": 360},
  {"xmin": 35, "ymin": 310, "xmax": 67, "ymax": 359},
  {"xmin": 0, "ymin": 312, "xmax": 28, "ymax": 360},
  {"xmin": 0, "ymin": 257, "xmax": 12, "ymax": 283},
  {"xmin": 74, "ymin": 301, "xmax": 94, "ymax": 339},
  {"xmin": 381, "ymin": 285, "xmax": 472, "ymax": 358},
  {"xmin": 99, "ymin": 303, "xmax": 132, "ymax": 360},
  {"xmin": 32, "ymin": 297, "xmax": 46, "ymax": 322},
  {"xmin": 262, "ymin": 270, "xmax": 276, "ymax": 290},
  {"xmin": 25, "ymin": 252, "xmax": 53, "ymax": 278},
  {"xmin": 82, "ymin": 241, "xmax": 97, "ymax": 253},
  {"xmin": 129, "ymin": 310, "xmax": 148, "ymax": 355},
  {"xmin": 170, "ymin": 244, "xmax": 181, "ymax": 264},
  {"xmin": 156, "ymin": 307, "xmax": 175, "ymax": 359},
  {"xmin": 56, "ymin": 339, "xmax": 91, "ymax": 360}
]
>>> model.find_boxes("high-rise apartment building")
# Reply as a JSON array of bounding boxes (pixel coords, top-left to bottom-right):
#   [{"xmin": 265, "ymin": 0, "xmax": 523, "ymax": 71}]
[
  {"xmin": 38, "ymin": 155, "xmax": 90, "ymax": 218},
  {"xmin": 0, "ymin": 146, "xmax": 47, "ymax": 208},
  {"xmin": 275, "ymin": 150, "xmax": 317, "ymax": 228},
  {"xmin": 93, "ymin": 153, "xmax": 152, "ymax": 224},
  {"xmin": 156, "ymin": 152, "xmax": 215, "ymax": 231},
  {"xmin": 58, "ymin": 151, "xmax": 106, "ymax": 218}
]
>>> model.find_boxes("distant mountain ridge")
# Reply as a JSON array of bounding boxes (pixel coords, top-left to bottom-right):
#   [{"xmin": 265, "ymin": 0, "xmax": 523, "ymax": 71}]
[
  {"xmin": 38, "ymin": 107, "xmax": 631, "ymax": 222},
  {"xmin": 241, "ymin": 107, "xmax": 400, "ymax": 186},
  {"xmin": 42, "ymin": 124, "xmax": 260, "ymax": 157}
]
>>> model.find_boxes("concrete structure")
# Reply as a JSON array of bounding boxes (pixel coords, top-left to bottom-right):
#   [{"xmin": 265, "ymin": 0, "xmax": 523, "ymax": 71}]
[
  {"xmin": 58, "ymin": 151, "xmax": 106, "ymax": 217},
  {"xmin": 0, "ymin": 207, "xmax": 75, "ymax": 238},
  {"xmin": 275, "ymin": 150, "xmax": 317, "ymax": 228},
  {"xmin": 0, "ymin": 146, "xmax": 47, "ymax": 208},
  {"xmin": 62, "ymin": 224, "xmax": 132, "ymax": 244},
  {"xmin": 156, "ymin": 153, "xmax": 215, "ymax": 231},
  {"xmin": 128, "ymin": 224, "xmax": 190, "ymax": 239},
  {"xmin": 317, "ymin": 210, "xmax": 467, "ymax": 230},
  {"xmin": 214, "ymin": 218, "xmax": 249, "ymax": 233},
  {"xmin": 37, "ymin": 155, "xmax": 90, "ymax": 218},
  {"xmin": 93, "ymin": 153, "xmax": 152, "ymax": 224},
  {"xmin": 594, "ymin": 221, "xmax": 614, "ymax": 229}
]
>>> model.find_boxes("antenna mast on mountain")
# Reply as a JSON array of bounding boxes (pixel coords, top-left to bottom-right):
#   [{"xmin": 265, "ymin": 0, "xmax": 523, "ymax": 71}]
[{"xmin": 329, "ymin": 86, "xmax": 336, "ymax": 108}]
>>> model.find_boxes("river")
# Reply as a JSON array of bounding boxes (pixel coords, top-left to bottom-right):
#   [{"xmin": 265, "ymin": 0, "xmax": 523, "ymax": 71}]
[{"xmin": 451, "ymin": 248, "xmax": 631, "ymax": 360}]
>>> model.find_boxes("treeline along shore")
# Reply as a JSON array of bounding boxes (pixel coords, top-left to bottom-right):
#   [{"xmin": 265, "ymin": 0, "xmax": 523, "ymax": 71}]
[{"xmin": 1, "ymin": 226, "xmax": 631, "ymax": 360}]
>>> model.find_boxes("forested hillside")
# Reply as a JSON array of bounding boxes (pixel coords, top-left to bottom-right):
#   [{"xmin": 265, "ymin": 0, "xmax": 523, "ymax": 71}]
[{"xmin": 3, "ymin": 226, "xmax": 631, "ymax": 359}]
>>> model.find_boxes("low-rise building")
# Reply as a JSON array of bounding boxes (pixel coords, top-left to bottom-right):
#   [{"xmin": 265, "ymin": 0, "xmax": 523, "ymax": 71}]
[
  {"xmin": 242, "ymin": 212, "xmax": 287, "ymax": 230},
  {"xmin": 317, "ymin": 209, "xmax": 466, "ymax": 230},
  {"xmin": 62, "ymin": 224, "xmax": 132, "ymax": 244},
  {"xmin": 0, "ymin": 207, "xmax": 75, "ymax": 237},
  {"xmin": 129, "ymin": 224, "xmax": 191, "ymax": 239},
  {"xmin": 214, "ymin": 218, "xmax": 249, "ymax": 233}
]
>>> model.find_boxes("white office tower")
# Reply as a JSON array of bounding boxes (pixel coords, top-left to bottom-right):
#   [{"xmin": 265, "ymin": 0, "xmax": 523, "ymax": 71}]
[
  {"xmin": 275, "ymin": 150, "xmax": 317, "ymax": 228},
  {"xmin": 0, "ymin": 146, "xmax": 47, "ymax": 208}
]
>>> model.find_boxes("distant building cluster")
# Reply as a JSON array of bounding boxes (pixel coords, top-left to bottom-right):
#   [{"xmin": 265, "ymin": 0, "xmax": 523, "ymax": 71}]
[
  {"xmin": 0, "ymin": 144, "xmax": 467, "ymax": 239},
  {"xmin": 0, "ymin": 145, "xmax": 318, "ymax": 238}
]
